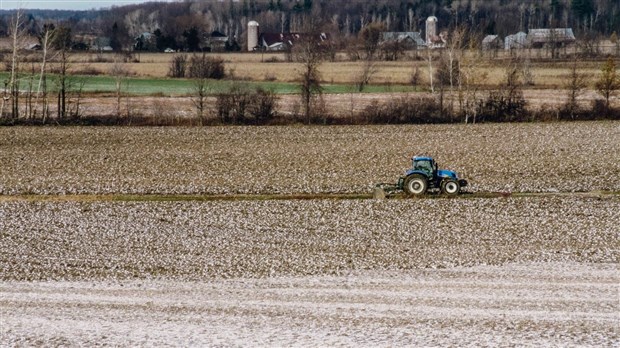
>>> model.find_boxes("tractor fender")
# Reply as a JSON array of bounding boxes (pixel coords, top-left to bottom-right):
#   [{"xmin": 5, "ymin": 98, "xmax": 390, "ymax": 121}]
[{"xmin": 404, "ymin": 169, "xmax": 429, "ymax": 178}]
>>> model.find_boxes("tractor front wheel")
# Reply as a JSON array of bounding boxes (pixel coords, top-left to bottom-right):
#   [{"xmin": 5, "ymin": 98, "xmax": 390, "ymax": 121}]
[
  {"xmin": 441, "ymin": 179, "xmax": 460, "ymax": 195},
  {"xmin": 404, "ymin": 175, "xmax": 428, "ymax": 195}
]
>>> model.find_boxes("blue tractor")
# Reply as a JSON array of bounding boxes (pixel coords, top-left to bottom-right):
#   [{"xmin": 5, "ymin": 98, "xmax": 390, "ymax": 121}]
[{"xmin": 394, "ymin": 156, "xmax": 468, "ymax": 195}]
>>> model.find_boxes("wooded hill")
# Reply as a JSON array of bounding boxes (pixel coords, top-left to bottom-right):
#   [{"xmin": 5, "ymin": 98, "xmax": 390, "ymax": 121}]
[{"xmin": 0, "ymin": 0, "xmax": 618, "ymax": 52}]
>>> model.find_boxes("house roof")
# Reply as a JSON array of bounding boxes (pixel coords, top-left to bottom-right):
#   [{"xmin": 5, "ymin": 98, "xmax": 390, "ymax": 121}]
[
  {"xmin": 482, "ymin": 35, "xmax": 499, "ymax": 43},
  {"xmin": 527, "ymin": 28, "xmax": 575, "ymax": 43},
  {"xmin": 93, "ymin": 37, "xmax": 111, "ymax": 47},
  {"xmin": 260, "ymin": 32, "xmax": 329, "ymax": 48},
  {"xmin": 261, "ymin": 33, "xmax": 300, "ymax": 47},
  {"xmin": 382, "ymin": 32, "xmax": 426, "ymax": 46}
]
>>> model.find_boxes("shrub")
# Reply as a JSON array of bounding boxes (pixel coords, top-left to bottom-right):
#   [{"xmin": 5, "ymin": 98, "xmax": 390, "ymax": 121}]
[
  {"xmin": 476, "ymin": 90, "xmax": 527, "ymax": 122},
  {"xmin": 357, "ymin": 96, "xmax": 449, "ymax": 124},
  {"xmin": 188, "ymin": 54, "xmax": 225, "ymax": 79},
  {"xmin": 247, "ymin": 88, "xmax": 278, "ymax": 124},
  {"xmin": 168, "ymin": 54, "xmax": 187, "ymax": 78},
  {"xmin": 216, "ymin": 87, "xmax": 279, "ymax": 125},
  {"xmin": 476, "ymin": 65, "xmax": 527, "ymax": 122},
  {"xmin": 216, "ymin": 88, "xmax": 248, "ymax": 124}
]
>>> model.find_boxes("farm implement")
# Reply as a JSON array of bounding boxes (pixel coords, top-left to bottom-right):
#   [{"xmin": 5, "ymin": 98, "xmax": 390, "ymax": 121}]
[{"xmin": 375, "ymin": 156, "xmax": 468, "ymax": 198}]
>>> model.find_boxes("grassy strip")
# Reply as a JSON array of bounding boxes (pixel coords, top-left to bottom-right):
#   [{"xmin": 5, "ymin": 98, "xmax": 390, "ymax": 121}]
[
  {"xmin": 1, "ymin": 72, "xmax": 415, "ymax": 96},
  {"xmin": 0, "ymin": 191, "xmax": 617, "ymax": 203}
]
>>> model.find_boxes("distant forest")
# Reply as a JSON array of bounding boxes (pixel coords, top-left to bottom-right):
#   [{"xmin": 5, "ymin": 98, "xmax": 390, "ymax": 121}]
[{"xmin": 0, "ymin": 0, "xmax": 618, "ymax": 51}]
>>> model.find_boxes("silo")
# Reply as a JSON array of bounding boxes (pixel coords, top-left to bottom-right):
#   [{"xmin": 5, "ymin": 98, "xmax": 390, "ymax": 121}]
[
  {"xmin": 426, "ymin": 16, "xmax": 437, "ymax": 45},
  {"xmin": 247, "ymin": 21, "xmax": 259, "ymax": 51}
]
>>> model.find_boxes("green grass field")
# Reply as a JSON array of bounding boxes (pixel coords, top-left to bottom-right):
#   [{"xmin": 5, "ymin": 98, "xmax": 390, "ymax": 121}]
[{"xmin": 2, "ymin": 72, "xmax": 416, "ymax": 96}]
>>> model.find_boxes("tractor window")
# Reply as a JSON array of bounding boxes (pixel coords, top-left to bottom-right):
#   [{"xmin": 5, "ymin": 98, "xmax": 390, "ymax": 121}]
[{"xmin": 415, "ymin": 160, "xmax": 433, "ymax": 175}]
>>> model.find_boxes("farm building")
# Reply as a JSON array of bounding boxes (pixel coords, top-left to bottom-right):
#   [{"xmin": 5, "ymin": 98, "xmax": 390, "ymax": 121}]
[
  {"xmin": 425, "ymin": 16, "xmax": 446, "ymax": 48},
  {"xmin": 248, "ymin": 20, "xmax": 259, "ymax": 51},
  {"xmin": 91, "ymin": 37, "xmax": 113, "ymax": 51},
  {"xmin": 482, "ymin": 35, "xmax": 503, "ymax": 50},
  {"xmin": 527, "ymin": 28, "xmax": 575, "ymax": 48},
  {"xmin": 381, "ymin": 32, "xmax": 427, "ymax": 49},
  {"xmin": 206, "ymin": 31, "xmax": 229, "ymax": 51},
  {"xmin": 247, "ymin": 20, "xmax": 329, "ymax": 51},
  {"xmin": 504, "ymin": 32, "xmax": 527, "ymax": 50},
  {"xmin": 134, "ymin": 32, "xmax": 155, "ymax": 51},
  {"xmin": 258, "ymin": 32, "xmax": 329, "ymax": 51},
  {"xmin": 260, "ymin": 33, "xmax": 301, "ymax": 51}
]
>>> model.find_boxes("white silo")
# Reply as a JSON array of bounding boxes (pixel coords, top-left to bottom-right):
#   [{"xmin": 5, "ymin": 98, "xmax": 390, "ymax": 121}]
[
  {"xmin": 426, "ymin": 16, "xmax": 437, "ymax": 45},
  {"xmin": 248, "ymin": 20, "xmax": 259, "ymax": 51}
]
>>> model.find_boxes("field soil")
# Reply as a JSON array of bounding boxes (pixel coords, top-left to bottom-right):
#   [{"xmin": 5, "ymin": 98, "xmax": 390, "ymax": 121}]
[
  {"xmin": 1, "ymin": 122, "xmax": 619, "ymax": 346},
  {"xmin": 2, "ymin": 195, "xmax": 619, "ymax": 345},
  {"xmin": 2, "ymin": 263, "xmax": 617, "ymax": 346},
  {"xmin": 1, "ymin": 122, "xmax": 619, "ymax": 195}
]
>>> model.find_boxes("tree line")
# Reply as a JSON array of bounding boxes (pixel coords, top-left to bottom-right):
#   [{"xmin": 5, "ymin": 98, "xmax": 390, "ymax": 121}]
[
  {"xmin": 0, "ymin": 0, "xmax": 618, "ymax": 52},
  {"xmin": 0, "ymin": 1, "xmax": 618, "ymax": 125}
]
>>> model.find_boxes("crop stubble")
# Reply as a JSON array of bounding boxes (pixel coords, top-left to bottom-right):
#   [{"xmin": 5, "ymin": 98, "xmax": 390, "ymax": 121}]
[{"xmin": 1, "ymin": 122, "xmax": 619, "ymax": 195}]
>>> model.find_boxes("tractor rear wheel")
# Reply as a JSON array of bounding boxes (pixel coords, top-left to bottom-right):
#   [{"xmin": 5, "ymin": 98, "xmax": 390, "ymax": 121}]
[
  {"xmin": 404, "ymin": 175, "xmax": 428, "ymax": 195},
  {"xmin": 441, "ymin": 179, "xmax": 460, "ymax": 195}
]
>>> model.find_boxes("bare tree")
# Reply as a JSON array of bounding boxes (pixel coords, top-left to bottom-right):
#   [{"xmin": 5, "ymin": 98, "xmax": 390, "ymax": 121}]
[
  {"xmin": 356, "ymin": 59, "xmax": 379, "ymax": 92},
  {"xmin": 359, "ymin": 22, "xmax": 383, "ymax": 60},
  {"xmin": 563, "ymin": 58, "xmax": 587, "ymax": 119},
  {"xmin": 36, "ymin": 24, "xmax": 55, "ymax": 122},
  {"xmin": 25, "ymin": 63, "xmax": 35, "ymax": 119},
  {"xmin": 520, "ymin": 55, "xmax": 535, "ymax": 86},
  {"xmin": 3, "ymin": 9, "xmax": 26, "ymax": 120},
  {"xmin": 458, "ymin": 39, "xmax": 488, "ymax": 124},
  {"xmin": 612, "ymin": 32, "xmax": 620, "ymax": 57},
  {"xmin": 71, "ymin": 78, "xmax": 86, "ymax": 119},
  {"xmin": 191, "ymin": 77, "xmax": 210, "ymax": 125},
  {"xmin": 52, "ymin": 25, "xmax": 72, "ymax": 119},
  {"xmin": 445, "ymin": 26, "xmax": 466, "ymax": 115},
  {"xmin": 109, "ymin": 57, "xmax": 130, "ymax": 118},
  {"xmin": 355, "ymin": 16, "xmax": 384, "ymax": 91},
  {"xmin": 294, "ymin": 19, "xmax": 326, "ymax": 124},
  {"xmin": 426, "ymin": 48, "xmax": 435, "ymax": 93},
  {"xmin": 595, "ymin": 56, "xmax": 619, "ymax": 113}
]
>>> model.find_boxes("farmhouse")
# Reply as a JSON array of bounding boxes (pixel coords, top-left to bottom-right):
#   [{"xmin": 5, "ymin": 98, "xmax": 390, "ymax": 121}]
[
  {"xmin": 381, "ymin": 32, "xmax": 427, "ymax": 49},
  {"xmin": 91, "ymin": 37, "xmax": 113, "ymax": 51},
  {"xmin": 206, "ymin": 30, "xmax": 229, "ymax": 51},
  {"xmin": 134, "ymin": 32, "xmax": 155, "ymax": 51}
]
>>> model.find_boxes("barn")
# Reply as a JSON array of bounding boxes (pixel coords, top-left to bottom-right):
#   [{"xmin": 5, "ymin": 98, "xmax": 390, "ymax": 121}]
[{"xmin": 527, "ymin": 28, "xmax": 575, "ymax": 48}]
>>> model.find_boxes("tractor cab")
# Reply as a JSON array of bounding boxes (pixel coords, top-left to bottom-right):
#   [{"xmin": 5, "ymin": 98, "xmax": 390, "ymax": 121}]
[{"xmin": 412, "ymin": 157, "xmax": 436, "ymax": 177}]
